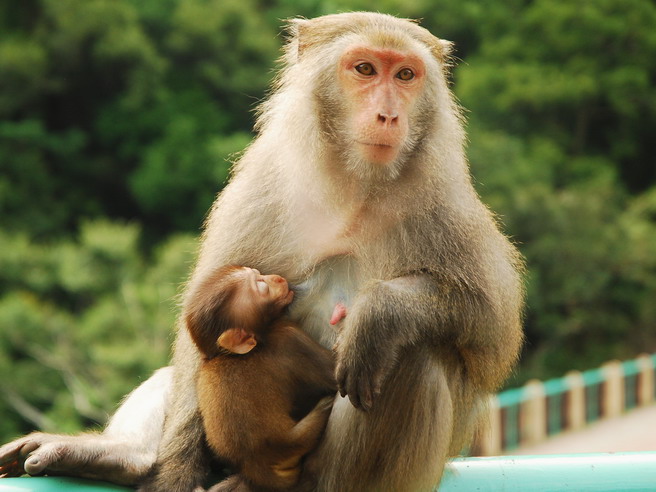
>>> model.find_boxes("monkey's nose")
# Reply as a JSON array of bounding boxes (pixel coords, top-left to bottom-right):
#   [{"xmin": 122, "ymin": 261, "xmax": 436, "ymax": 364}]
[
  {"xmin": 272, "ymin": 275, "xmax": 285, "ymax": 284},
  {"xmin": 377, "ymin": 112, "xmax": 399, "ymax": 126}
]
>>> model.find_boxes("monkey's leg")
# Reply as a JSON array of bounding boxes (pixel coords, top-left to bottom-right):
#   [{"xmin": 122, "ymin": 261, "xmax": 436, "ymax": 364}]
[
  {"xmin": 137, "ymin": 405, "xmax": 209, "ymax": 492},
  {"xmin": 242, "ymin": 396, "xmax": 334, "ymax": 491},
  {"xmin": 206, "ymin": 474, "xmax": 252, "ymax": 492},
  {"xmin": 285, "ymin": 396, "xmax": 334, "ymax": 455},
  {"xmin": 315, "ymin": 351, "xmax": 456, "ymax": 492},
  {"xmin": 138, "ymin": 327, "xmax": 213, "ymax": 492},
  {"xmin": 0, "ymin": 367, "xmax": 173, "ymax": 485}
]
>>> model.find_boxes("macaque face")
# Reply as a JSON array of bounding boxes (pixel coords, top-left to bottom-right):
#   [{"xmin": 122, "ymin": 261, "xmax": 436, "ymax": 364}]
[
  {"xmin": 337, "ymin": 45, "xmax": 426, "ymax": 167},
  {"xmin": 212, "ymin": 268, "xmax": 295, "ymax": 355},
  {"xmin": 232, "ymin": 267, "xmax": 295, "ymax": 323}
]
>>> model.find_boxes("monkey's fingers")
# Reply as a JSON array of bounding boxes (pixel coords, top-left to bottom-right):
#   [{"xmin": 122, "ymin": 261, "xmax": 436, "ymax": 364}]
[
  {"xmin": 336, "ymin": 361, "xmax": 348, "ymax": 398},
  {"xmin": 354, "ymin": 378, "xmax": 374, "ymax": 412},
  {"xmin": 23, "ymin": 449, "xmax": 58, "ymax": 476},
  {"xmin": 336, "ymin": 362, "xmax": 379, "ymax": 412}
]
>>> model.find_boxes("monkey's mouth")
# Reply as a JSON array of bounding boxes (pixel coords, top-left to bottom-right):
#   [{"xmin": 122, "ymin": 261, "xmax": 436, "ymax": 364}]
[
  {"xmin": 358, "ymin": 141, "xmax": 395, "ymax": 149},
  {"xmin": 356, "ymin": 141, "xmax": 401, "ymax": 165}
]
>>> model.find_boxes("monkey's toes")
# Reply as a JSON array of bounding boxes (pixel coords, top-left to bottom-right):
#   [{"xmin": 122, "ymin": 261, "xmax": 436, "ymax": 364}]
[
  {"xmin": 0, "ymin": 435, "xmax": 43, "ymax": 477},
  {"xmin": 24, "ymin": 452, "xmax": 51, "ymax": 475},
  {"xmin": 0, "ymin": 459, "xmax": 21, "ymax": 477}
]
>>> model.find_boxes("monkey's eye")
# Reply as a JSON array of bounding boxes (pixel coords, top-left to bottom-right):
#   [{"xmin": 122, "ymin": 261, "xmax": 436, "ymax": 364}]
[
  {"xmin": 355, "ymin": 63, "xmax": 375, "ymax": 76},
  {"xmin": 396, "ymin": 68, "xmax": 415, "ymax": 81},
  {"xmin": 257, "ymin": 280, "xmax": 269, "ymax": 295}
]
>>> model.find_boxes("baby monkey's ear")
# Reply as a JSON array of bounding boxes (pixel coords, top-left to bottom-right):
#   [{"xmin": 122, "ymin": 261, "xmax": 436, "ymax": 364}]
[{"xmin": 217, "ymin": 328, "xmax": 257, "ymax": 354}]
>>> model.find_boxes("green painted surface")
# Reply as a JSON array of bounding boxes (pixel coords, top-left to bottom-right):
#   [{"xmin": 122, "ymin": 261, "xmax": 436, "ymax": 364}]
[
  {"xmin": 2, "ymin": 453, "xmax": 655, "ymax": 491},
  {"xmin": 439, "ymin": 452, "xmax": 656, "ymax": 491},
  {"xmin": 0, "ymin": 477, "xmax": 131, "ymax": 491}
]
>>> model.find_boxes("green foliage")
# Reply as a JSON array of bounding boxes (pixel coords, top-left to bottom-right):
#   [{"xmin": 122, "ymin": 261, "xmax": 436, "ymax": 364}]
[
  {"xmin": 1, "ymin": 0, "xmax": 656, "ymax": 438},
  {"xmin": 0, "ymin": 0, "xmax": 266, "ymax": 239},
  {"xmin": 457, "ymin": 0, "xmax": 656, "ymax": 192},
  {"xmin": 456, "ymin": 0, "xmax": 656, "ymax": 383},
  {"xmin": 0, "ymin": 222, "xmax": 196, "ymax": 438}
]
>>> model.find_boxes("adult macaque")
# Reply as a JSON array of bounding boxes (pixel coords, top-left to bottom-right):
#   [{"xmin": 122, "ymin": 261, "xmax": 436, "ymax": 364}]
[
  {"xmin": 187, "ymin": 265, "xmax": 335, "ymax": 491},
  {"xmin": 0, "ymin": 12, "xmax": 524, "ymax": 492}
]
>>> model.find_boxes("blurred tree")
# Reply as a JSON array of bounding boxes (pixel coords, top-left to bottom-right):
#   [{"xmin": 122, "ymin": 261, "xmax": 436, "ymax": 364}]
[
  {"xmin": 457, "ymin": 0, "xmax": 656, "ymax": 192},
  {"xmin": 1, "ymin": 0, "xmax": 163, "ymax": 237},
  {"xmin": 457, "ymin": 0, "xmax": 656, "ymax": 381},
  {"xmin": 0, "ymin": 0, "xmax": 272, "ymax": 240},
  {"xmin": 0, "ymin": 222, "xmax": 196, "ymax": 438}
]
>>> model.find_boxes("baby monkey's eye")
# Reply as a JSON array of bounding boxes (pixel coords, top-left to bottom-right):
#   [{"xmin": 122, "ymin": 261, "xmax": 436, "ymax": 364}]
[
  {"xmin": 257, "ymin": 280, "xmax": 269, "ymax": 295},
  {"xmin": 355, "ymin": 63, "xmax": 375, "ymax": 76}
]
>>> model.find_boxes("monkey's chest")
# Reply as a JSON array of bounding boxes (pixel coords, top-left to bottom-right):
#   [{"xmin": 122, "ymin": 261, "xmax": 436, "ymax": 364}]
[
  {"xmin": 287, "ymin": 256, "xmax": 360, "ymax": 348},
  {"xmin": 291, "ymin": 199, "xmax": 394, "ymax": 264},
  {"xmin": 293, "ymin": 207, "xmax": 353, "ymax": 260}
]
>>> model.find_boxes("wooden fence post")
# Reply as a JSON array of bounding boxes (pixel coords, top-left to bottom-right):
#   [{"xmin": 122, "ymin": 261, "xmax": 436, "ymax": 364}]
[
  {"xmin": 636, "ymin": 353, "xmax": 654, "ymax": 406},
  {"xmin": 601, "ymin": 360, "xmax": 624, "ymax": 418},
  {"xmin": 520, "ymin": 379, "xmax": 546, "ymax": 445},
  {"xmin": 564, "ymin": 370, "xmax": 585, "ymax": 431}
]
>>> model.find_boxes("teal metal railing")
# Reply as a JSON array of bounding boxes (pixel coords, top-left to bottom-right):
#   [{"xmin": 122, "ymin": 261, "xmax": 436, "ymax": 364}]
[
  {"xmin": 440, "ymin": 452, "xmax": 656, "ymax": 491},
  {"xmin": 2, "ymin": 452, "xmax": 656, "ymax": 491},
  {"xmin": 478, "ymin": 353, "xmax": 656, "ymax": 455},
  {"xmin": 582, "ymin": 367, "xmax": 604, "ymax": 423}
]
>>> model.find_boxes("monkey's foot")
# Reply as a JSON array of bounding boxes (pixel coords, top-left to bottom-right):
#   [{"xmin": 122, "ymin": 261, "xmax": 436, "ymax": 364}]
[
  {"xmin": 0, "ymin": 432, "xmax": 150, "ymax": 485},
  {"xmin": 206, "ymin": 474, "xmax": 252, "ymax": 492}
]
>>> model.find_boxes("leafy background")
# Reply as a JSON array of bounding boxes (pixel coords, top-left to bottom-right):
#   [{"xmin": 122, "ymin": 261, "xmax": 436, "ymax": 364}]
[{"xmin": 1, "ymin": 0, "xmax": 655, "ymax": 440}]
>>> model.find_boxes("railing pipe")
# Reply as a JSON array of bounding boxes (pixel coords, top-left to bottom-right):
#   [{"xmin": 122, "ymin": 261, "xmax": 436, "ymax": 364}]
[
  {"xmin": 1, "ymin": 453, "xmax": 656, "ymax": 491},
  {"xmin": 601, "ymin": 360, "xmax": 624, "ymax": 418},
  {"xmin": 520, "ymin": 379, "xmax": 546, "ymax": 445},
  {"xmin": 439, "ymin": 452, "xmax": 656, "ymax": 491},
  {"xmin": 476, "ymin": 353, "xmax": 656, "ymax": 455}
]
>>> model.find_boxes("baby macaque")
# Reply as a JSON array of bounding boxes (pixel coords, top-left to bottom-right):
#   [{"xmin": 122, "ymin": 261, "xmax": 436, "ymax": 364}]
[{"xmin": 185, "ymin": 265, "xmax": 338, "ymax": 491}]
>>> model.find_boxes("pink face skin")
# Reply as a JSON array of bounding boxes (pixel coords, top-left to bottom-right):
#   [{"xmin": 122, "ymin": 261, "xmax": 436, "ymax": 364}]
[{"xmin": 338, "ymin": 46, "xmax": 426, "ymax": 166}]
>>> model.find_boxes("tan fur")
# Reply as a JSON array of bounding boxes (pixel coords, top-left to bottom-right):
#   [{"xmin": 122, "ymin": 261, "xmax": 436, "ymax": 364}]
[
  {"xmin": 148, "ymin": 12, "xmax": 524, "ymax": 492},
  {"xmin": 183, "ymin": 265, "xmax": 335, "ymax": 490},
  {"xmin": 197, "ymin": 321, "xmax": 335, "ymax": 490}
]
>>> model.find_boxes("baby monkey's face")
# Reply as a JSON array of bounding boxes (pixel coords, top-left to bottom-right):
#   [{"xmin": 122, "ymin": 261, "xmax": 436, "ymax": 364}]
[
  {"xmin": 214, "ymin": 267, "xmax": 295, "ymax": 355},
  {"xmin": 233, "ymin": 267, "xmax": 295, "ymax": 319}
]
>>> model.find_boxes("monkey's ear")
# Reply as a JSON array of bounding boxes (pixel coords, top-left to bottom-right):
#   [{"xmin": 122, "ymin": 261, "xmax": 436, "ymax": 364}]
[
  {"xmin": 285, "ymin": 16, "xmax": 352, "ymax": 59},
  {"xmin": 217, "ymin": 328, "xmax": 257, "ymax": 355},
  {"xmin": 285, "ymin": 17, "xmax": 312, "ymax": 59},
  {"xmin": 423, "ymin": 36, "xmax": 453, "ymax": 66},
  {"xmin": 409, "ymin": 18, "xmax": 454, "ymax": 65},
  {"xmin": 437, "ymin": 39, "xmax": 454, "ymax": 61}
]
